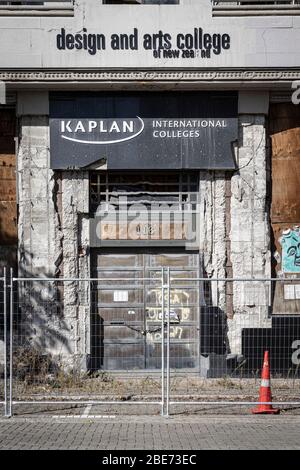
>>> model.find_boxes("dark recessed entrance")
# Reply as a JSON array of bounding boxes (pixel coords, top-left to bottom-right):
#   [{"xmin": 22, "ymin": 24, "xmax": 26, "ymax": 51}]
[
  {"xmin": 89, "ymin": 170, "xmax": 201, "ymax": 371},
  {"xmin": 90, "ymin": 249, "xmax": 201, "ymax": 371}
]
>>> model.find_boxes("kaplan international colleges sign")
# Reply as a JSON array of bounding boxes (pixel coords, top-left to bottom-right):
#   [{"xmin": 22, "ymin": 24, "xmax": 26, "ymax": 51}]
[{"xmin": 49, "ymin": 92, "xmax": 238, "ymax": 170}]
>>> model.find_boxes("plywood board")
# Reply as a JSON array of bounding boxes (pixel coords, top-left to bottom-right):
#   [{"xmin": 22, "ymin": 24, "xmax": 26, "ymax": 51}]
[
  {"xmin": 0, "ymin": 201, "xmax": 17, "ymax": 245},
  {"xmin": 0, "ymin": 110, "xmax": 17, "ymax": 247},
  {"xmin": 269, "ymin": 103, "xmax": 300, "ymax": 314}
]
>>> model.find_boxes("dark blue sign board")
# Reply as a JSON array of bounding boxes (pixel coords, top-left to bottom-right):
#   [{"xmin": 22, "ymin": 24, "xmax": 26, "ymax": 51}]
[{"xmin": 49, "ymin": 92, "xmax": 238, "ymax": 170}]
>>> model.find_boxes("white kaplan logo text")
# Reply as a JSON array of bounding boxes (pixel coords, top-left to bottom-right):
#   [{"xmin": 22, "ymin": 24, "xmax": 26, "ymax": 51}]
[{"xmin": 60, "ymin": 117, "xmax": 145, "ymax": 144}]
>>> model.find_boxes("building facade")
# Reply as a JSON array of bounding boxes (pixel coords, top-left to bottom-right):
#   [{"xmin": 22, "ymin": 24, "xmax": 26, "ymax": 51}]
[{"xmin": 0, "ymin": 0, "xmax": 300, "ymax": 375}]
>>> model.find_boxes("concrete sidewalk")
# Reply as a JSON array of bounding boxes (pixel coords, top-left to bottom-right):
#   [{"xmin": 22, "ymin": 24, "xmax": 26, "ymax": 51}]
[{"xmin": 0, "ymin": 415, "xmax": 299, "ymax": 450}]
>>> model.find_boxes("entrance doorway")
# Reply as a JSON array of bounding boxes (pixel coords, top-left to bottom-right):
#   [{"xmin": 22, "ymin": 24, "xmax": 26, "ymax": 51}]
[{"xmin": 90, "ymin": 249, "xmax": 201, "ymax": 371}]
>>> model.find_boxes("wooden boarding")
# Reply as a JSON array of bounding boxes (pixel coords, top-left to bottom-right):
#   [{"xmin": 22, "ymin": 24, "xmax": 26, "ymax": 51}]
[
  {"xmin": 0, "ymin": 109, "xmax": 17, "ymax": 248},
  {"xmin": 269, "ymin": 103, "xmax": 300, "ymax": 314}
]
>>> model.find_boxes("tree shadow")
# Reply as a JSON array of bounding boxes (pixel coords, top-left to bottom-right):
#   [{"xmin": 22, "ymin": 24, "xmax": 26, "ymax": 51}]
[{"xmin": 1, "ymin": 248, "xmax": 77, "ymax": 389}]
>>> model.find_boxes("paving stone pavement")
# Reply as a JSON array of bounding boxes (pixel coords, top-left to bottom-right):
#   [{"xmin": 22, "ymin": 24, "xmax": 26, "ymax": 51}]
[{"xmin": 0, "ymin": 415, "xmax": 300, "ymax": 450}]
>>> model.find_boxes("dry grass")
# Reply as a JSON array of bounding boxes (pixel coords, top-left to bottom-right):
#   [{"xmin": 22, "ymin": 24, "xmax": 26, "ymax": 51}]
[{"xmin": 5, "ymin": 346, "xmax": 299, "ymax": 400}]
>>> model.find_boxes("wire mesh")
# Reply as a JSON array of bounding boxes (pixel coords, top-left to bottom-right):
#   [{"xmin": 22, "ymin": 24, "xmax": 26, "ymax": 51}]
[
  {"xmin": 9, "ymin": 272, "xmax": 164, "ymax": 416},
  {"xmin": 2, "ymin": 270, "xmax": 300, "ymax": 417},
  {"xmin": 167, "ymin": 275, "xmax": 300, "ymax": 414}
]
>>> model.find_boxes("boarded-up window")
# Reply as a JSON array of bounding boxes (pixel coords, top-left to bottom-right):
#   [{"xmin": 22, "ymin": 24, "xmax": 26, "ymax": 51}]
[
  {"xmin": 0, "ymin": 108, "xmax": 16, "ymax": 246},
  {"xmin": 269, "ymin": 102, "xmax": 300, "ymax": 314}
]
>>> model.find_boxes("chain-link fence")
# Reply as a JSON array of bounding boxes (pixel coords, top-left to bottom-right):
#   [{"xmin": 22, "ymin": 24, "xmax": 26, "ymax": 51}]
[{"xmin": 1, "ymin": 268, "xmax": 300, "ymax": 417}]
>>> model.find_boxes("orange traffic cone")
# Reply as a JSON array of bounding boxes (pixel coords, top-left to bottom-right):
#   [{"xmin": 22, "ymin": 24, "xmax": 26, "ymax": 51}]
[{"xmin": 252, "ymin": 351, "xmax": 280, "ymax": 415}]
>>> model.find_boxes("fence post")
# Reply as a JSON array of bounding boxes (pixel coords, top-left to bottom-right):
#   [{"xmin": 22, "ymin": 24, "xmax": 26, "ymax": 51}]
[
  {"xmin": 9, "ymin": 267, "xmax": 13, "ymax": 417},
  {"xmin": 161, "ymin": 267, "xmax": 165, "ymax": 416},
  {"xmin": 166, "ymin": 267, "xmax": 170, "ymax": 417},
  {"xmin": 3, "ymin": 267, "xmax": 8, "ymax": 417}
]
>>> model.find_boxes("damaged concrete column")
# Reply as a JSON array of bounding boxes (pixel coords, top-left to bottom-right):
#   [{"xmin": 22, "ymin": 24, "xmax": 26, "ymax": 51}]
[
  {"xmin": 61, "ymin": 171, "xmax": 90, "ymax": 370},
  {"xmin": 17, "ymin": 91, "xmax": 66, "ymax": 360},
  {"xmin": 17, "ymin": 92, "xmax": 90, "ymax": 369},
  {"xmin": 17, "ymin": 92, "xmax": 59, "ymax": 277},
  {"xmin": 16, "ymin": 93, "xmax": 58, "ymax": 363},
  {"xmin": 199, "ymin": 171, "xmax": 227, "ymax": 309},
  {"xmin": 228, "ymin": 91, "xmax": 272, "ymax": 356}
]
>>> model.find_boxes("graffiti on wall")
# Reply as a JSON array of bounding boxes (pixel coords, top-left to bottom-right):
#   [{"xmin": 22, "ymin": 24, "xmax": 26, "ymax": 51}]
[{"xmin": 279, "ymin": 227, "xmax": 300, "ymax": 273}]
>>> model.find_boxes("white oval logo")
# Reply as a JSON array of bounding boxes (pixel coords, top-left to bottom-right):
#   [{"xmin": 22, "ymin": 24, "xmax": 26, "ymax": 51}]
[{"xmin": 60, "ymin": 116, "xmax": 145, "ymax": 145}]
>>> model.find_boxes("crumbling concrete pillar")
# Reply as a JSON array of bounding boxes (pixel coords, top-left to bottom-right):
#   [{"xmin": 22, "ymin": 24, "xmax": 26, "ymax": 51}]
[
  {"xmin": 17, "ymin": 92, "xmax": 90, "ymax": 370},
  {"xmin": 61, "ymin": 171, "xmax": 90, "ymax": 370},
  {"xmin": 228, "ymin": 114, "xmax": 272, "ymax": 355},
  {"xmin": 17, "ymin": 112, "xmax": 68, "ymax": 362},
  {"xmin": 18, "ymin": 115, "xmax": 58, "ymax": 277},
  {"xmin": 199, "ymin": 171, "xmax": 227, "ymax": 309}
]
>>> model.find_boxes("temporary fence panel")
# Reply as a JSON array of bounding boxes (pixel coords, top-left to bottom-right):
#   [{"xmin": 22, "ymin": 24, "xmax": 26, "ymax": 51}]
[
  {"xmin": 167, "ymin": 275, "xmax": 300, "ymax": 415},
  {"xmin": 7, "ymin": 270, "xmax": 165, "ymax": 417},
  {"xmin": 2, "ymin": 269, "xmax": 300, "ymax": 417}
]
